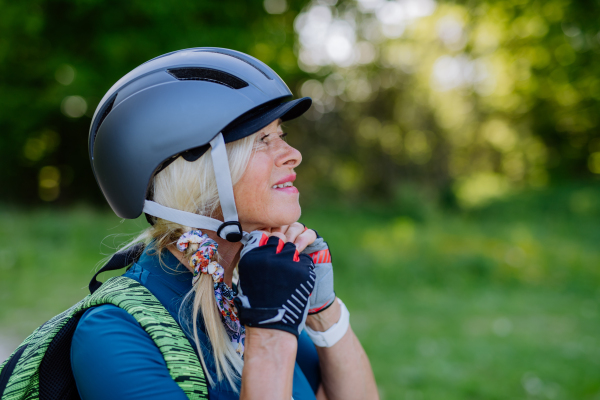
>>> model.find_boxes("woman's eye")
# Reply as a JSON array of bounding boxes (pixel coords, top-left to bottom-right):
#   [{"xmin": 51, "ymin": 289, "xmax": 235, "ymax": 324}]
[{"xmin": 259, "ymin": 131, "xmax": 286, "ymax": 143}]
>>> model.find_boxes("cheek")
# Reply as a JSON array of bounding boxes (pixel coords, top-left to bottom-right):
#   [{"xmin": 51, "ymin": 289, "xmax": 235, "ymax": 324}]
[
  {"xmin": 233, "ymin": 151, "xmax": 301, "ymax": 227},
  {"xmin": 234, "ymin": 154, "xmax": 273, "ymax": 215}
]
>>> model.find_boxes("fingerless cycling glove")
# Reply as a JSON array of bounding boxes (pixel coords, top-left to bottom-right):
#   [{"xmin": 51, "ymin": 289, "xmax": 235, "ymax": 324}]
[
  {"xmin": 302, "ymin": 231, "xmax": 336, "ymax": 314},
  {"xmin": 234, "ymin": 232, "xmax": 316, "ymax": 337}
]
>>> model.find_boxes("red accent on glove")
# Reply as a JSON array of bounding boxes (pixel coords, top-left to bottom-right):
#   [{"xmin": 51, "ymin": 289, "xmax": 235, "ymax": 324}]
[
  {"xmin": 310, "ymin": 249, "xmax": 331, "ymax": 264},
  {"xmin": 258, "ymin": 233, "xmax": 269, "ymax": 247},
  {"xmin": 309, "ymin": 298, "xmax": 334, "ymax": 314},
  {"xmin": 275, "ymin": 238, "xmax": 285, "ymax": 254},
  {"xmin": 258, "ymin": 233, "xmax": 300, "ymax": 261}
]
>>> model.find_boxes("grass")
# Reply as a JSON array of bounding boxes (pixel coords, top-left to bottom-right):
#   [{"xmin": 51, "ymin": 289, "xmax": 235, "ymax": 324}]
[{"xmin": 1, "ymin": 183, "xmax": 599, "ymax": 399}]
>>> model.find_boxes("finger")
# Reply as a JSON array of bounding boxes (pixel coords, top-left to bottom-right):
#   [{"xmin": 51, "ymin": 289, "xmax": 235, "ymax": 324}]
[
  {"xmin": 284, "ymin": 222, "xmax": 306, "ymax": 244},
  {"xmin": 271, "ymin": 225, "xmax": 289, "ymax": 235},
  {"xmin": 279, "ymin": 241, "xmax": 301, "ymax": 261},
  {"xmin": 269, "ymin": 231, "xmax": 287, "ymax": 242},
  {"xmin": 294, "ymin": 229, "xmax": 317, "ymax": 253}
]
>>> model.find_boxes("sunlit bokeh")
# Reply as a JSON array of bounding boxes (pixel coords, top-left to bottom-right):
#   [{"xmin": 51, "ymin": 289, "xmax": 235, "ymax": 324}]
[{"xmin": 291, "ymin": 0, "xmax": 598, "ymax": 207}]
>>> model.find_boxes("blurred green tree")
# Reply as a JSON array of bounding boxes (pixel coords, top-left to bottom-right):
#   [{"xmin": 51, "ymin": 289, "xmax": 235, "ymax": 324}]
[
  {"xmin": 0, "ymin": 0, "xmax": 305, "ymax": 204},
  {"xmin": 1, "ymin": 0, "xmax": 599, "ymax": 208},
  {"xmin": 291, "ymin": 0, "xmax": 600, "ymax": 207}
]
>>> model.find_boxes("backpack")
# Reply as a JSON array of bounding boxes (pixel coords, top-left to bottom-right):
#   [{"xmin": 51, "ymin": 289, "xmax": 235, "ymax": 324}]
[{"xmin": 0, "ymin": 246, "xmax": 208, "ymax": 400}]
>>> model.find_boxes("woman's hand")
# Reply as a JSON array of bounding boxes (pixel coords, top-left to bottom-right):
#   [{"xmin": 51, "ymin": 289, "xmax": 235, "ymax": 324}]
[
  {"xmin": 271, "ymin": 224, "xmax": 336, "ymax": 316},
  {"xmin": 252, "ymin": 228, "xmax": 380, "ymax": 400},
  {"xmin": 271, "ymin": 222, "xmax": 317, "ymax": 252},
  {"xmin": 235, "ymin": 231, "xmax": 316, "ymax": 337},
  {"xmin": 294, "ymin": 231, "xmax": 379, "ymax": 400},
  {"xmin": 237, "ymin": 231, "xmax": 316, "ymax": 400}
]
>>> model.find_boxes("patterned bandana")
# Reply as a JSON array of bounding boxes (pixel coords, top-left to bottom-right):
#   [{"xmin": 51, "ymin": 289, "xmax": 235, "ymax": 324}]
[{"xmin": 177, "ymin": 230, "xmax": 245, "ymax": 357}]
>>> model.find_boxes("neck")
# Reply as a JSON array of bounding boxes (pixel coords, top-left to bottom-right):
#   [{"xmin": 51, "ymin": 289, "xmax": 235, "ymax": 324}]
[{"xmin": 167, "ymin": 230, "xmax": 243, "ymax": 287}]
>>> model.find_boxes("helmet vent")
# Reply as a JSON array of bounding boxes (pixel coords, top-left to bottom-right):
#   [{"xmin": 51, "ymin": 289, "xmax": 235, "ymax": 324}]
[
  {"xmin": 198, "ymin": 51, "xmax": 272, "ymax": 80},
  {"xmin": 167, "ymin": 67, "xmax": 249, "ymax": 89}
]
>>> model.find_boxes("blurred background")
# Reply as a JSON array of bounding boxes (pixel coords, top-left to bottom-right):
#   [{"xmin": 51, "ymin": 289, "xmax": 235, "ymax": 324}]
[{"xmin": 1, "ymin": 0, "xmax": 599, "ymax": 398}]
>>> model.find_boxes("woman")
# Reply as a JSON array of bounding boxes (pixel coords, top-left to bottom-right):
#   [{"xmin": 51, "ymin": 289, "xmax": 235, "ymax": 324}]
[{"xmin": 76, "ymin": 48, "xmax": 378, "ymax": 400}]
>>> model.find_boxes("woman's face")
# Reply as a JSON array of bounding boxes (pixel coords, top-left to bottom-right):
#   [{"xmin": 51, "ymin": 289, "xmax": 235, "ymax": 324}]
[{"xmin": 234, "ymin": 119, "xmax": 302, "ymax": 232}]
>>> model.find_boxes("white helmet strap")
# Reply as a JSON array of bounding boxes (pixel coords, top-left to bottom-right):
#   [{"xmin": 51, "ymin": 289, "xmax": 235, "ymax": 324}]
[{"xmin": 142, "ymin": 132, "xmax": 247, "ymax": 242}]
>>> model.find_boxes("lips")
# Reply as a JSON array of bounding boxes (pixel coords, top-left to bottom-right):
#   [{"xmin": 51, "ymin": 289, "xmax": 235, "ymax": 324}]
[
  {"xmin": 273, "ymin": 174, "xmax": 296, "ymax": 186},
  {"xmin": 271, "ymin": 174, "xmax": 298, "ymax": 193}
]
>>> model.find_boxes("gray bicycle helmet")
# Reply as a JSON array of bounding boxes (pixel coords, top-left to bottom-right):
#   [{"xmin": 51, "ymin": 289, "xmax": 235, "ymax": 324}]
[{"xmin": 89, "ymin": 48, "xmax": 311, "ymax": 242}]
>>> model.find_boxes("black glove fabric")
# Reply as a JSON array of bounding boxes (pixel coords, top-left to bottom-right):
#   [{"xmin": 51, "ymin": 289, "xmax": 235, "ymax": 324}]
[{"xmin": 234, "ymin": 231, "xmax": 316, "ymax": 337}]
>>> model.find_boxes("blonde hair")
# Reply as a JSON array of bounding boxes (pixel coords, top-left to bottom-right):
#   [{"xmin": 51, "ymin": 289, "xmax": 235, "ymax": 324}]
[{"xmin": 121, "ymin": 133, "xmax": 256, "ymax": 390}]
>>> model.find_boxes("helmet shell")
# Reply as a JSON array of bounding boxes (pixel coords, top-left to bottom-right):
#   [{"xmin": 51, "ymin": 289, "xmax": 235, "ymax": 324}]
[{"xmin": 89, "ymin": 48, "xmax": 297, "ymax": 219}]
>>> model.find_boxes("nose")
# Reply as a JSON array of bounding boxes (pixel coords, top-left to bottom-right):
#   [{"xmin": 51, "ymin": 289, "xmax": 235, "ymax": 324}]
[{"xmin": 275, "ymin": 140, "xmax": 302, "ymax": 169}]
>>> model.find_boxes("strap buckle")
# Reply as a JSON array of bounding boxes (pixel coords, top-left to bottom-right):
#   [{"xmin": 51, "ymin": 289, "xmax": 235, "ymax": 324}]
[{"xmin": 217, "ymin": 221, "xmax": 243, "ymax": 242}]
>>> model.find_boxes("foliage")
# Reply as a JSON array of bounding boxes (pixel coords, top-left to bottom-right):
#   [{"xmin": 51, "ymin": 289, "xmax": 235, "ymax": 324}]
[
  {"xmin": 0, "ymin": 0, "xmax": 305, "ymax": 204},
  {"xmin": 291, "ymin": 0, "xmax": 600, "ymax": 206},
  {"xmin": 0, "ymin": 183, "xmax": 599, "ymax": 398},
  {"xmin": 1, "ymin": 0, "xmax": 599, "ymax": 208}
]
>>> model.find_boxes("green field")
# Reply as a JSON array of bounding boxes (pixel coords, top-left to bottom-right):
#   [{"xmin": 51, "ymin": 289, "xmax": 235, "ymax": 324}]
[{"xmin": 1, "ymin": 184, "xmax": 599, "ymax": 399}]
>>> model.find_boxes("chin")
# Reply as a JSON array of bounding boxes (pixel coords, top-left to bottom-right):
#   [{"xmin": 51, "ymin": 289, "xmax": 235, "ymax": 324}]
[{"xmin": 270, "ymin": 203, "xmax": 302, "ymax": 228}]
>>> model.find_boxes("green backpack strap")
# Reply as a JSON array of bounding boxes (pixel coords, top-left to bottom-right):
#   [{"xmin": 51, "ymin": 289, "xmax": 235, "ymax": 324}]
[
  {"xmin": 0, "ymin": 302, "xmax": 82, "ymax": 400},
  {"xmin": 80, "ymin": 276, "xmax": 208, "ymax": 399},
  {"xmin": 0, "ymin": 276, "xmax": 208, "ymax": 400}
]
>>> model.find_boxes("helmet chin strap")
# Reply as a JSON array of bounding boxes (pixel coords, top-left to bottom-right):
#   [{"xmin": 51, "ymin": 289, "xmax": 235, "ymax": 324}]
[{"xmin": 143, "ymin": 132, "xmax": 247, "ymax": 243}]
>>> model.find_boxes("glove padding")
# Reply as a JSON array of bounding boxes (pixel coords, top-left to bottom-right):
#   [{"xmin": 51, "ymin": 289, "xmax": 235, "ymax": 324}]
[
  {"xmin": 302, "ymin": 230, "xmax": 336, "ymax": 314},
  {"xmin": 235, "ymin": 231, "xmax": 316, "ymax": 337}
]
